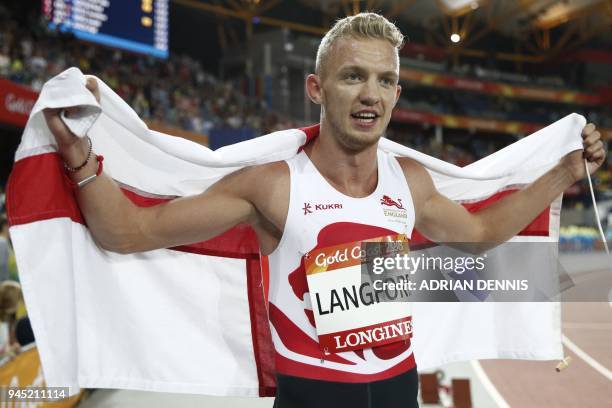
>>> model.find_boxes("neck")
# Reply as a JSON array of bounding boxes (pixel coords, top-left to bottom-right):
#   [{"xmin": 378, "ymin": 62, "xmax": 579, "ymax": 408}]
[{"xmin": 304, "ymin": 123, "xmax": 379, "ymax": 198}]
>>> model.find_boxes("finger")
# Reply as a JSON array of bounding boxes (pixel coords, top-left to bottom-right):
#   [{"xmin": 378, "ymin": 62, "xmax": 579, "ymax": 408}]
[
  {"xmin": 42, "ymin": 108, "xmax": 58, "ymax": 121},
  {"xmin": 589, "ymin": 147, "xmax": 605, "ymax": 160},
  {"xmin": 85, "ymin": 77, "xmax": 101, "ymax": 103},
  {"xmin": 583, "ymin": 131, "xmax": 601, "ymax": 147},
  {"xmin": 593, "ymin": 150, "xmax": 606, "ymax": 161},
  {"xmin": 585, "ymin": 148, "xmax": 605, "ymax": 163},
  {"xmin": 43, "ymin": 107, "xmax": 64, "ymax": 117},
  {"xmin": 42, "ymin": 108, "xmax": 64, "ymax": 127},
  {"xmin": 64, "ymin": 107, "xmax": 80, "ymax": 118},
  {"xmin": 585, "ymin": 141, "xmax": 603, "ymax": 156},
  {"xmin": 582, "ymin": 123, "xmax": 596, "ymax": 137},
  {"xmin": 42, "ymin": 107, "xmax": 73, "ymax": 138}
]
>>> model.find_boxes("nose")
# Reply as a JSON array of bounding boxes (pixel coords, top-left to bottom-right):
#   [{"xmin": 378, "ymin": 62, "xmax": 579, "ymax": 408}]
[{"xmin": 359, "ymin": 78, "xmax": 381, "ymax": 106}]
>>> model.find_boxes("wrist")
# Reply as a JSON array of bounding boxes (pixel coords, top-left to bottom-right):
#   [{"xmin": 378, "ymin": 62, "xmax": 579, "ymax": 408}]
[
  {"xmin": 69, "ymin": 156, "xmax": 99, "ymax": 183},
  {"xmin": 60, "ymin": 136, "xmax": 100, "ymax": 184},
  {"xmin": 63, "ymin": 155, "xmax": 104, "ymax": 189},
  {"xmin": 60, "ymin": 136, "xmax": 91, "ymax": 168},
  {"xmin": 553, "ymin": 163, "xmax": 578, "ymax": 188}
]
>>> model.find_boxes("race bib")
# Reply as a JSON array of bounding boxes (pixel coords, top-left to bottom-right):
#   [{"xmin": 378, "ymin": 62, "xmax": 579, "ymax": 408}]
[{"xmin": 304, "ymin": 234, "xmax": 413, "ymax": 353}]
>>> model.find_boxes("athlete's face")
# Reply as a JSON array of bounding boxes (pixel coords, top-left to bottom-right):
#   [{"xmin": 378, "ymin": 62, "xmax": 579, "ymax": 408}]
[{"xmin": 307, "ymin": 37, "xmax": 401, "ymax": 151}]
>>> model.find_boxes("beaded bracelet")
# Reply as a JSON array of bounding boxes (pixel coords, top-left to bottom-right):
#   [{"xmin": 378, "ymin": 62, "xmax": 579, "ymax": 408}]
[
  {"xmin": 63, "ymin": 136, "xmax": 93, "ymax": 173},
  {"xmin": 64, "ymin": 155, "xmax": 104, "ymax": 189}
]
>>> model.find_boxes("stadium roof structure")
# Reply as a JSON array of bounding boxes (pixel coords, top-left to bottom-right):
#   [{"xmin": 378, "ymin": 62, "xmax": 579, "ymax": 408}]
[{"xmin": 173, "ymin": 0, "xmax": 612, "ymax": 65}]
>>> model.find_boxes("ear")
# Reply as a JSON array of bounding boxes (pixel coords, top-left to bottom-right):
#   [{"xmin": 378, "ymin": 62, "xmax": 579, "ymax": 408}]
[
  {"xmin": 393, "ymin": 84, "xmax": 402, "ymax": 107},
  {"xmin": 306, "ymin": 74, "xmax": 323, "ymax": 105}
]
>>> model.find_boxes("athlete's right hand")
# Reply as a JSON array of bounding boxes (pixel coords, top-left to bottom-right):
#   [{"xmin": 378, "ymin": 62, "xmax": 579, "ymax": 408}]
[{"xmin": 43, "ymin": 77, "xmax": 101, "ymax": 167}]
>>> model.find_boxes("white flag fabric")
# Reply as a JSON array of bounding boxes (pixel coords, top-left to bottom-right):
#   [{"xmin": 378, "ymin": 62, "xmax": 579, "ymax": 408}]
[{"xmin": 7, "ymin": 68, "xmax": 583, "ymax": 396}]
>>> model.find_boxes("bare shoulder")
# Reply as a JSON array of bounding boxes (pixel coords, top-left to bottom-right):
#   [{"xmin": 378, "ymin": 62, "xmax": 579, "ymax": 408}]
[
  {"xmin": 249, "ymin": 160, "xmax": 290, "ymax": 180},
  {"xmin": 395, "ymin": 156, "xmax": 427, "ymax": 175},
  {"xmin": 394, "ymin": 156, "xmax": 437, "ymax": 215},
  {"xmin": 210, "ymin": 160, "xmax": 289, "ymax": 196},
  {"xmin": 395, "ymin": 157, "xmax": 434, "ymax": 188},
  {"xmin": 213, "ymin": 160, "xmax": 289, "ymax": 232},
  {"xmin": 248, "ymin": 160, "xmax": 289, "ymax": 207},
  {"xmin": 242, "ymin": 160, "xmax": 289, "ymax": 197}
]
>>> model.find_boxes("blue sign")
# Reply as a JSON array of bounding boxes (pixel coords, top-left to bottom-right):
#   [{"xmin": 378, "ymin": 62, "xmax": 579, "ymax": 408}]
[{"xmin": 43, "ymin": 0, "xmax": 169, "ymax": 58}]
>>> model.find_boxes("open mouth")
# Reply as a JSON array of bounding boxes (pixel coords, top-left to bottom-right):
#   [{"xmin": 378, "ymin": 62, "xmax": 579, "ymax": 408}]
[{"xmin": 351, "ymin": 111, "xmax": 379, "ymax": 126}]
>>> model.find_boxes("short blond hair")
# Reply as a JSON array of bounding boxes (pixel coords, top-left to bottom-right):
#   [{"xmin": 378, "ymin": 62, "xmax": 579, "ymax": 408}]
[{"xmin": 315, "ymin": 12, "xmax": 404, "ymax": 76}]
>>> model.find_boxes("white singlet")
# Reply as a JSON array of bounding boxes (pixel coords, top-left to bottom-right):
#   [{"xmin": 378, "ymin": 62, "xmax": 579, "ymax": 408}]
[{"xmin": 267, "ymin": 149, "xmax": 417, "ymax": 382}]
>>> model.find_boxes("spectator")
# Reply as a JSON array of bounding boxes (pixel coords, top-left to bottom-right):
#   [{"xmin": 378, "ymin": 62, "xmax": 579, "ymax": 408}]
[{"xmin": 1, "ymin": 2, "xmax": 299, "ymax": 136}]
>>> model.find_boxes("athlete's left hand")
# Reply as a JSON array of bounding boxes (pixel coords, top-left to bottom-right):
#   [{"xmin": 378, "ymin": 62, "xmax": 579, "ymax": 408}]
[{"xmin": 561, "ymin": 123, "xmax": 606, "ymax": 182}]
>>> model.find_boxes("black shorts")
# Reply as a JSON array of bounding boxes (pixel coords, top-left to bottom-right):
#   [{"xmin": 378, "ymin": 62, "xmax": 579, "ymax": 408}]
[{"xmin": 273, "ymin": 368, "xmax": 419, "ymax": 408}]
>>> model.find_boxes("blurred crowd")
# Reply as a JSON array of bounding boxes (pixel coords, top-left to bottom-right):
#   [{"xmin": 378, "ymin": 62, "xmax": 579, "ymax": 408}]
[
  {"xmin": 0, "ymin": 4, "xmax": 295, "ymax": 136},
  {"xmin": 386, "ymin": 128, "xmax": 477, "ymax": 167},
  {"xmin": 398, "ymin": 85, "xmax": 612, "ymax": 129},
  {"xmin": 1, "ymin": 4, "xmax": 610, "ymax": 196},
  {"xmin": 403, "ymin": 49, "xmax": 599, "ymax": 91},
  {"xmin": 3, "ymin": 4, "xmax": 610, "ymax": 141}
]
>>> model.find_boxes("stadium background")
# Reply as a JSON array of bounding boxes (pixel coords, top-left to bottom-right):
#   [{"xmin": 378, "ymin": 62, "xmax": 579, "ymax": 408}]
[{"xmin": 0, "ymin": 0, "xmax": 611, "ymax": 407}]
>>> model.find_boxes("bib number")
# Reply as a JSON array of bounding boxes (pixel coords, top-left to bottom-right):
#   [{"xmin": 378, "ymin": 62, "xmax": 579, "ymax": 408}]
[{"xmin": 305, "ymin": 235, "xmax": 413, "ymax": 353}]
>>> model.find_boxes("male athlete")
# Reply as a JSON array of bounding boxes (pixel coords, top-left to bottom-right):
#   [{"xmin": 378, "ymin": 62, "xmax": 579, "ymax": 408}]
[{"xmin": 43, "ymin": 12, "xmax": 604, "ymax": 408}]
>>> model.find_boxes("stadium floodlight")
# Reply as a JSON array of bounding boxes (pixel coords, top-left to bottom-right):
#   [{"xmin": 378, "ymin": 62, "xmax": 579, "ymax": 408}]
[{"xmin": 450, "ymin": 33, "xmax": 461, "ymax": 43}]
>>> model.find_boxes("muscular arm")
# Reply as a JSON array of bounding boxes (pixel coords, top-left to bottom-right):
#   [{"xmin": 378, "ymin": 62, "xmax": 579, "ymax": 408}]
[
  {"xmin": 399, "ymin": 125, "xmax": 604, "ymax": 246},
  {"xmin": 44, "ymin": 78, "xmax": 287, "ymax": 254},
  {"xmin": 74, "ymin": 163, "xmax": 260, "ymax": 253},
  {"xmin": 401, "ymin": 159, "xmax": 573, "ymax": 244}
]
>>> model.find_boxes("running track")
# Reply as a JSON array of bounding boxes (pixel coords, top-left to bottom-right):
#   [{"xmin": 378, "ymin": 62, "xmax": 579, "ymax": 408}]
[{"xmin": 478, "ymin": 260, "xmax": 612, "ymax": 407}]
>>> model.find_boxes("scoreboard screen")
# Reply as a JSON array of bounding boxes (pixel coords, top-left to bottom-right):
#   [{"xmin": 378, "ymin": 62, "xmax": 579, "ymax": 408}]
[{"xmin": 42, "ymin": 0, "xmax": 169, "ymax": 58}]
